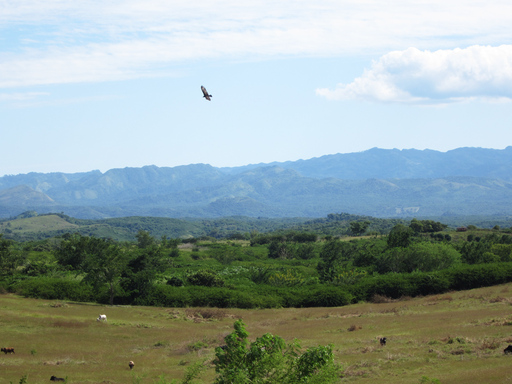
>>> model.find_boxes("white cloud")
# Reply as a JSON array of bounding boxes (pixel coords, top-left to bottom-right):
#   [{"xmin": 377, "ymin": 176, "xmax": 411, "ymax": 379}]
[
  {"xmin": 316, "ymin": 45, "xmax": 512, "ymax": 104},
  {"xmin": 2, "ymin": 1, "xmax": 512, "ymax": 87},
  {"xmin": 0, "ymin": 91, "xmax": 48, "ymax": 101}
]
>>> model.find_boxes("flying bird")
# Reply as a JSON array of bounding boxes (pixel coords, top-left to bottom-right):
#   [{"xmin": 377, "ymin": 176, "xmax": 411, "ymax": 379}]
[{"xmin": 201, "ymin": 86, "xmax": 212, "ymax": 101}]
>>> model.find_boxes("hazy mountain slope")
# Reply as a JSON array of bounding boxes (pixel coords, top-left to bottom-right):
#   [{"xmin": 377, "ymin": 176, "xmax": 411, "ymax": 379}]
[
  {"xmin": 1, "ymin": 147, "xmax": 512, "ymax": 219},
  {"xmin": 221, "ymin": 147, "xmax": 512, "ymax": 180},
  {"xmin": 0, "ymin": 185, "xmax": 56, "ymax": 206}
]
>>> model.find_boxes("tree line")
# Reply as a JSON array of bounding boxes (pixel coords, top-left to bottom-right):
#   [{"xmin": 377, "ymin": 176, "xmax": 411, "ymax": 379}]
[{"xmin": 1, "ymin": 218, "xmax": 512, "ymax": 308}]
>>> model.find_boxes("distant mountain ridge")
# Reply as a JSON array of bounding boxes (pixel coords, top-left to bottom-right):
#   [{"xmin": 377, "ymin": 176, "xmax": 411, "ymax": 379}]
[
  {"xmin": 1, "ymin": 147, "xmax": 512, "ymax": 219},
  {"xmin": 221, "ymin": 147, "xmax": 512, "ymax": 180}
]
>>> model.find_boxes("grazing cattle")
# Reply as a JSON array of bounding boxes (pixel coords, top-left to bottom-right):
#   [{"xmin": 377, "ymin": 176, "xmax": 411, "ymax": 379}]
[
  {"xmin": 504, "ymin": 345, "xmax": 512, "ymax": 354},
  {"xmin": 1, "ymin": 347, "xmax": 15, "ymax": 354},
  {"xmin": 129, "ymin": 360, "xmax": 135, "ymax": 370},
  {"xmin": 96, "ymin": 314, "xmax": 107, "ymax": 322},
  {"xmin": 50, "ymin": 376, "xmax": 65, "ymax": 381},
  {"xmin": 379, "ymin": 337, "xmax": 387, "ymax": 346}
]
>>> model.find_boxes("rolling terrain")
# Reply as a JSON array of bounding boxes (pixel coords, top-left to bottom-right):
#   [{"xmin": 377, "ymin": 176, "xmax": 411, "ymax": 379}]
[
  {"xmin": 1, "ymin": 147, "xmax": 512, "ymax": 219},
  {"xmin": 2, "ymin": 283, "xmax": 512, "ymax": 384}
]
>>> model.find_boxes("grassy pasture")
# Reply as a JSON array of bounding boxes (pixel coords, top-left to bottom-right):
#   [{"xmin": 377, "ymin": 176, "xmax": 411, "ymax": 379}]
[
  {"xmin": 2, "ymin": 284, "xmax": 512, "ymax": 384},
  {"xmin": 0, "ymin": 215, "xmax": 79, "ymax": 235}
]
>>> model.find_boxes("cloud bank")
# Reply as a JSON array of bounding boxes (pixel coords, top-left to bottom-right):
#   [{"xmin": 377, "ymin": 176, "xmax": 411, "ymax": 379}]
[
  {"xmin": 2, "ymin": 1, "xmax": 512, "ymax": 88},
  {"xmin": 316, "ymin": 45, "xmax": 512, "ymax": 104}
]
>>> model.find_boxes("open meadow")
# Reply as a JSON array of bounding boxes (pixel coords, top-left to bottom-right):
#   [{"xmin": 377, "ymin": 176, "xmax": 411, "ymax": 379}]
[{"xmin": 2, "ymin": 284, "xmax": 512, "ymax": 384}]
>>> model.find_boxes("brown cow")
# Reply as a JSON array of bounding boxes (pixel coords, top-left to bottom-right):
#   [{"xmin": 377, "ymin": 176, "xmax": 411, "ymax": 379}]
[
  {"xmin": 129, "ymin": 360, "xmax": 135, "ymax": 370},
  {"xmin": 1, "ymin": 347, "xmax": 15, "ymax": 354}
]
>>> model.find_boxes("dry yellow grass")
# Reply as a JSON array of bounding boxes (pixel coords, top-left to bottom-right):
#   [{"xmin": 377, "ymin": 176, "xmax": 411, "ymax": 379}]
[{"xmin": 2, "ymin": 283, "xmax": 512, "ymax": 383}]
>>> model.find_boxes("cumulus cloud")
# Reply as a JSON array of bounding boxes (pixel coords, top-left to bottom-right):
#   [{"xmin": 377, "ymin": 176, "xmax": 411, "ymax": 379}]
[{"xmin": 316, "ymin": 45, "xmax": 512, "ymax": 104}]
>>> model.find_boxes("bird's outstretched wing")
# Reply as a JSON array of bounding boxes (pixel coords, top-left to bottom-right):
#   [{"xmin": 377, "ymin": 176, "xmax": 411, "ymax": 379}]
[{"xmin": 201, "ymin": 85, "xmax": 212, "ymax": 101}]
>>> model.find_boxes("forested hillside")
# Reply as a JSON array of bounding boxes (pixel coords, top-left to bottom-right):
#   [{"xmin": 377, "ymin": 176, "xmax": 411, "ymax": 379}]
[
  {"xmin": 0, "ymin": 212, "xmax": 405, "ymax": 242},
  {"xmin": 1, "ymin": 147, "xmax": 512, "ymax": 219}
]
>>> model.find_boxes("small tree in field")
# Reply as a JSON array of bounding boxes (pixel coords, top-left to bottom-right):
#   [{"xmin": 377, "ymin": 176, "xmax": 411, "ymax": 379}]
[{"xmin": 213, "ymin": 319, "xmax": 341, "ymax": 384}]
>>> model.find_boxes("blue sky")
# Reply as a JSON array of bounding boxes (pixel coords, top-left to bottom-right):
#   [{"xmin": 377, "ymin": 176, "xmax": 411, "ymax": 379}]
[{"xmin": 1, "ymin": 0, "xmax": 512, "ymax": 176}]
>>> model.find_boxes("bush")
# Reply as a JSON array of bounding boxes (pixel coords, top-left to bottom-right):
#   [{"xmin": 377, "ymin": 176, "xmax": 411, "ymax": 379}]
[
  {"xmin": 14, "ymin": 277, "xmax": 95, "ymax": 302},
  {"xmin": 351, "ymin": 274, "xmax": 415, "ymax": 301},
  {"xmin": 350, "ymin": 263, "xmax": 512, "ymax": 302},
  {"xmin": 187, "ymin": 269, "xmax": 225, "ymax": 287},
  {"xmin": 140, "ymin": 285, "xmax": 192, "ymax": 307},
  {"xmin": 141, "ymin": 285, "xmax": 284, "ymax": 309},
  {"xmin": 378, "ymin": 242, "xmax": 461, "ymax": 274},
  {"xmin": 298, "ymin": 286, "xmax": 353, "ymax": 307},
  {"xmin": 212, "ymin": 320, "xmax": 341, "ymax": 384},
  {"xmin": 410, "ymin": 273, "xmax": 451, "ymax": 296},
  {"xmin": 167, "ymin": 276, "xmax": 184, "ymax": 287},
  {"xmin": 441, "ymin": 262, "xmax": 512, "ymax": 291}
]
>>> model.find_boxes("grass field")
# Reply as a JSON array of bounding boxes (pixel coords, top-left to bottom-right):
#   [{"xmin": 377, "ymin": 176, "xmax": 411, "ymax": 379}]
[
  {"xmin": 2, "ymin": 284, "xmax": 512, "ymax": 384},
  {"xmin": 0, "ymin": 215, "xmax": 79, "ymax": 235}
]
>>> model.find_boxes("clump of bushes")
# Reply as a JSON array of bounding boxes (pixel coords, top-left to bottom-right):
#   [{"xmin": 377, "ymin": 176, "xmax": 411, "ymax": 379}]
[{"xmin": 187, "ymin": 269, "xmax": 225, "ymax": 287}]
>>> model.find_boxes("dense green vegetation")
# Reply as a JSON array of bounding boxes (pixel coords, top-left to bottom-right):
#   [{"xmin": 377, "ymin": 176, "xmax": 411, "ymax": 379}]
[
  {"xmin": 212, "ymin": 319, "xmax": 340, "ymax": 384},
  {"xmin": 3, "ymin": 210, "xmax": 512, "ymax": 243},
  {"xmin": 2, "ymin": 214, "xmax": 512, "ymax": 310},
  {"xmin": 0, "ymin": 211, "xmax": 412, "ymax": 242}
]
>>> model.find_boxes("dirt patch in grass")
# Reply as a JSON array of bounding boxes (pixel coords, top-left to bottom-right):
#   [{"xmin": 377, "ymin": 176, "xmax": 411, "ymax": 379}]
[
  {"xmin": 184, "ymin": 307, "xmax": 235, "ymax": 322},
  {"xmin": 52, "ymin": 320, "xmax": 89, "ymax": 328}
]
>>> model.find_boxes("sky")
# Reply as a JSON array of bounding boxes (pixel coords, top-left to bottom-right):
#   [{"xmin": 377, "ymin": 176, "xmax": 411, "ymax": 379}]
[{"xmin": 2, "ymin": 0, "xmax": 512, "ymax": 176}]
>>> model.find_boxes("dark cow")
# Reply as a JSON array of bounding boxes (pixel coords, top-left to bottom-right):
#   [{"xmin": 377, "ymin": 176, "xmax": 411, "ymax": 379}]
[
  {"xmin": 504, "ymin": 345, "xmax": 512, "ymax": 354},
  {"xmin": 1, "ymin": 347, "xmax": 15, "ymax": 354},
  {"xmin": 379, "ymin": 337, "xmax": 387, "ymax": 346},
  {"xmin": 50, "ymin": 376, "xmax": 65, "ymax": 382},
  {"xmin": 129, "ymin": 360, "xmax": 135, "ymax": 370}
]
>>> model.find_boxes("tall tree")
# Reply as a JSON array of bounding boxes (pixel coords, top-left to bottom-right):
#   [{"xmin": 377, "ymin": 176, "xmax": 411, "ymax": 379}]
[
  {"xmin": 82, "ymin": 242, "xmax": 129, "ymax": 305},
  {"xmin": 54, "ymin": 234, "xmax": 110, "ymax": 271},
  {"xmin": 122, "ymin": 244, "xmax": 166, "ymax": 303},
  {"xmin": 317, "ymin": 240, "xmax": 357, "ymax": 282},
  {"xmin": 0, "ymin": 235, "xmax": 24, "ymax": 276},
  {"xmin": 136, "ymin": 230, "xmax": 155, "ymax": 249},
  {"xmin": 387, "ymin": 224, "xmax": 414, "ymax": 248}
]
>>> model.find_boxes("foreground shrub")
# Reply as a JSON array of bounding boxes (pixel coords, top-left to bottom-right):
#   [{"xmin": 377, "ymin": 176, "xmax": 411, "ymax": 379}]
[{"xmin": 212, "ymin": 319, "xmax": 341, "ymax": 384}]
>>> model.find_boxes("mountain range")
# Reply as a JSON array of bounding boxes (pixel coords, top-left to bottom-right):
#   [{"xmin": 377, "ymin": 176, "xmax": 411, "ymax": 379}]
[{"xmin": 1, "ymin": 146, "xmax": 512, "ymax": 219}]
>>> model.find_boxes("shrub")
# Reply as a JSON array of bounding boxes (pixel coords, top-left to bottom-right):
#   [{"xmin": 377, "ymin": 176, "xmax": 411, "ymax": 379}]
[
  {"xmin": 378, "ymin": 242, "xmax": 461, "ymax": 274},
  {"xmin": 14, "ymin": 277, "xmax": 95, "ymax": 302},
  {"xmin": 167, "ymin": 276, "xmax": 184, "ymax": 287},
  {"xmin": 140, "ymin": 285, "xmax": 192, "ymax": 307},
  {"xmin": 212, "ymin": 320, "xmax": 341, "ymax": 384},
  {"xmin": 410, "ymin": 273, "xmax": 451, "ymax": 296},
  {"xmin": 187, "ymin": 269, "xmax": 225, "ymax": 287},
  {"xmin": 351, "ymin": 274, "xmax": 415, "ymax": 301},
  {"xmin": 298, "ymin": 286, "xmax": 353, "ymax": 307},
  {"xmin": 441, "ymin": 262, "xmax": 512, "ymax": 291}
]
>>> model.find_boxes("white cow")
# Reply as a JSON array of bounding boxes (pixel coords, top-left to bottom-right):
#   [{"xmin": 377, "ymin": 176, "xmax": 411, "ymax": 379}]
[{"xmin": 97, "ymin": 314, "xmax": 107, "ymax": 322}]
